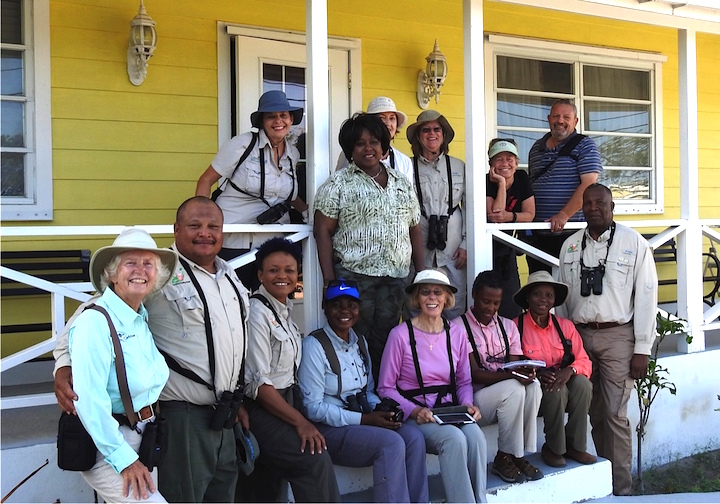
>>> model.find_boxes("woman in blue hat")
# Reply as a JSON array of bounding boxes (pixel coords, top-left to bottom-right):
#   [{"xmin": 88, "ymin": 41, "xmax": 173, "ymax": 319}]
[
  {"xmin": 196, "ymin": 90, "xmax": 308, "ymax": 290},
  {"xmin": 297, "ymin": 279, "xmax": 429, "ymax": 503}
]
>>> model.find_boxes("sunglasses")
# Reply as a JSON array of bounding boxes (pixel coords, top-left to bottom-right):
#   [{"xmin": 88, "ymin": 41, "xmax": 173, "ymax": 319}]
[
  {"xmin": 418, "ymin": 288, "xmax": 445, "ymax": 297},
  {"xmin": 420, "ymin": 126, "xmax": 443, "ymax": 134},
  {"xmin": 489, "ymin": 137, "xmax": 518, "ymax": 147}
]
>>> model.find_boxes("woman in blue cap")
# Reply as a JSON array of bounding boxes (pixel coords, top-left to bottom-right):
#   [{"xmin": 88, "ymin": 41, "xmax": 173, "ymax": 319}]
[
  {"xmin": 297, "ymin": 279, "xmax": 428, "ymax": 503},
  {"xmin": 196, "ymin": 90, "xmax": 308, "ymax": 290}
]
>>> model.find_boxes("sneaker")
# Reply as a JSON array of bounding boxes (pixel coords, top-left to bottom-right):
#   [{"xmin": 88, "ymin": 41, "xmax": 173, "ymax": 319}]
[
  {"xmin": 513, "ymin": 456, "xmax": 544, "ymax": 481},
  {"xmin": 492, "ymin": 452, "xmax": 527, "ymax": 483}
]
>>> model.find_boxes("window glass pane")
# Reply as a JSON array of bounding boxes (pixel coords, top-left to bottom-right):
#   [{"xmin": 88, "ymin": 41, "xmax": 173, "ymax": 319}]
[
  {"xmin": 1, "ymin": 101, "xmax": 24, "ymax": 147},
  {"xmin": 497, "ymin": 56, "xmax": 572, "ymax": 93},
  {"xmin": 1, "ymin": 152, "xmax": 25, "ymax": 196},
  {"xmin": 496, "ymin": 129, "xmax": 546, "ymax": 166},
  {"xmin": 592, "ymin": 135, "xmax": 651, "ymax": 167},
  {"xmin": 598, "ymin": 169, "xmax": 650, "ymax": 200},
  {"xmin": 262, "ymin": 63, "xmax": 283, "ymax": 92},
  {"xmin": 497, "ymin": 94, "xmax": 557, "ymax": 129},
  {"xmin": 1, "ymin": 0, "xmax": 23, "ymax": 45},
  {"xmin": 584, "ymin": 101, "xmax": 650, "ymax": 134},
  {"xmin": 284, "ymin": 66, "xmax": 305, "ymax": 112},
  {"xmin": 1, "ymin": 49, "xmax": 24, "ymax": 95},
  {"xmin": 583, "ymin": 66, "xmax": 649, "ymax": 100}
]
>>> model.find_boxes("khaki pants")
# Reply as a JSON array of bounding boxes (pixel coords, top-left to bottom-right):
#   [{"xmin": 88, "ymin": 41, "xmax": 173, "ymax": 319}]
[
  {"xmin": 538, "ymin": 374, "xmax": 592, "ymax": 455},
  {"xmin": 578, "ymin": 323, "xmax": 635, "ymax": 496},
  {"xmin": 474, "ymin": 379, "xmax": 542, "ymax": 457}
]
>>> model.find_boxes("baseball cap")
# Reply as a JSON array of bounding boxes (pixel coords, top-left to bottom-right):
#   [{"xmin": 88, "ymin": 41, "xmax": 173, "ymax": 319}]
[{"xmin": 325, "ymin": 279, "xmax": 361, "ymax": 302}]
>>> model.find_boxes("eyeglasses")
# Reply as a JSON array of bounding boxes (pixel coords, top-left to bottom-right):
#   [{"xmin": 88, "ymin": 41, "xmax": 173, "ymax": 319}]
[
  {"xmin": 420, "ymin": 127, "xmax": 443, "ymax": 134},
  {"xmin": 418, "ymin": 288, "xmax": 445, "ymax": 297},
  {"xmin": 489, "ymin": 137, "xmax": 518, "ymax": 148}
]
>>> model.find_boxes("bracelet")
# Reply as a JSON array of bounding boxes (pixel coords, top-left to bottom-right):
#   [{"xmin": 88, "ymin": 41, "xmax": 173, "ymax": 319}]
[{"xmin": 511, "ymin": 212, "xmax": 517, "ymax": 223}]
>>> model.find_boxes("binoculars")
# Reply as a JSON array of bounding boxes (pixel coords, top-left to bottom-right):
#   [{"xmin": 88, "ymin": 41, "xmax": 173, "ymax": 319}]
[
  {"xmin": 257, "ymin": 202, "xmax": 291, "ymax": 225},
  {"xmin": 580, "ymin": 264, "xmax": 605, "ymax": 297},
  {"xmin": 427, "ymin": 215, "xmax": 449, "ymax": 251},
  {"xmin": 209, "ymin": 389, "xmax": 244, "ymax": 431},
  {"xmin": 345, "ymin": 390, "xmax": 373, "ymax": 414},
  {"xmin": 374, "ymin": 397, "xmax": 404, "ymax": 422}
]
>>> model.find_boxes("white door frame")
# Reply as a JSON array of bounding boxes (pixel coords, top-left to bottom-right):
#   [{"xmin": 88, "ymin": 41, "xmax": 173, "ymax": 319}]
[{"xmin": 216, "ymin": 23, "xmax": 362, "ymax": 149}]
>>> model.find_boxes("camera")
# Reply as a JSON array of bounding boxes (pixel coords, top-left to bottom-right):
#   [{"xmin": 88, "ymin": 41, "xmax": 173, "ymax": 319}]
[
  {"xmin": 256, "ymin": 202, "xmax": 291, "ymax": 225},
  {"xmin": 374, "ymin": 397, "xmax": 404, "ymax": 422},
  {"xmin": 580, "ymin": 264, "xmax": 605, "ymax": 297},
  {"xmin": 345, "ymin": 390, "xmax": 373, "ymax": 414},
  {"xmin": 209, "ymin": 389, "xmax": 244, "ymax": 431},
  {"xmin": 427, "ymin": 215, "xmax": 449, "ymax": 251}
]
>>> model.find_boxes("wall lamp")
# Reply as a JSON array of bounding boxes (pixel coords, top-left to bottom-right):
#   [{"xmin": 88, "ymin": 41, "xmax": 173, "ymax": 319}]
[
  {"xmin": 127, "ymin": 0, "xmax": 157, "ymax": 86},
  {"xmin": 416, "ymin": 40, "xmax": 448, "ymax": 110}
]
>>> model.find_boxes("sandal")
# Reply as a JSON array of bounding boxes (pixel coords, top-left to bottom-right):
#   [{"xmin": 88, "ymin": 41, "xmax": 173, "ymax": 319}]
[
  {"xmin": 492, "ymin": 452, "xmax": 526, "ymax": 483},
  {"xmin": 513, "ymin": 456, "xmax": 544, "ymax": 481}
]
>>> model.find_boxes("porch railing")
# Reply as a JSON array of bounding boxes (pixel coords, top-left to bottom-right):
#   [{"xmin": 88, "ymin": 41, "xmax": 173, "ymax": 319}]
[{"xmin": 1, "ymin": 219, "xmax": 718, "ymax": 410}]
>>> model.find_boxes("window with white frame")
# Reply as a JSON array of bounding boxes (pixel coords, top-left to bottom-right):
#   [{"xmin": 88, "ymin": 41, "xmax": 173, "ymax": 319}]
[
  {"xmin": 485, "ymin": 35, "xmax": 665, "ymax": 213},
  {"xmin": 1, "ymin": 0, "xmax": 52, "ymax": 221}
]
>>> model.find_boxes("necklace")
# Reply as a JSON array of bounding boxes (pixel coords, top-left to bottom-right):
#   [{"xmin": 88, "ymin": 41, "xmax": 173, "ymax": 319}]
[
  {"xmin": 422, "ymin": 330, "xmax": 442, "ymax": 350},
  {"xmin": 367, "ymin": 165, "xmax": 383, "ymax": 179}
]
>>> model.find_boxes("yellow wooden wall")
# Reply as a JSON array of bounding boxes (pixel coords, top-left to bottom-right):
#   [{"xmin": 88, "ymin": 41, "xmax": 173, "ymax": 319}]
[{"xmin": 2, "ymin": 0, "xmax": 719, "ymax": 354}]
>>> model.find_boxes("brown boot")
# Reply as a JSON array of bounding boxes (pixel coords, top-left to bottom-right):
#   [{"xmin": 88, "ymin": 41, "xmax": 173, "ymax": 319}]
[
  {"xmin": 565, "ymin": 447, "xmax": 597, "ymax": 465},
  {"xmin": 541, "ymin": 443, "xmax": 566, "ymax": 467}
]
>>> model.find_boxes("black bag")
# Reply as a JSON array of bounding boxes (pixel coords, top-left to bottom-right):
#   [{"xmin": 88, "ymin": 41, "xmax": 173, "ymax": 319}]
[
  {"xmin": 137, "ymin": 416, "xmax": 167, "ymax": 469},
  {"xmin": 57, "ymin": 413, "xmax": 97, "ymax": 471}
]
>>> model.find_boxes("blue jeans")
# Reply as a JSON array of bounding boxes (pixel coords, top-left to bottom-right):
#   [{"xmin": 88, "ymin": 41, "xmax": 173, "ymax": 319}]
[{"xmin": 317, "ymin": 423, "xmax": 429, "ymax": 503}]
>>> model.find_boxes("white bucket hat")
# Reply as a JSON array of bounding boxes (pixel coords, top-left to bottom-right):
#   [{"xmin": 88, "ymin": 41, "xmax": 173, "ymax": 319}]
[
  {"xmin": 366, "ymin": 96, "xmax": 408, "ymax": 129},
  {"xmin": 406, "ymin": 268, "xmax": 458, "ymax": 294},
  {"xmin": 89, "ymin": 228, "xmax": 178, "ymax": 293},
  {"xmin": 513, "ymin": 271, "xmax": 569, "ymax": 309}
]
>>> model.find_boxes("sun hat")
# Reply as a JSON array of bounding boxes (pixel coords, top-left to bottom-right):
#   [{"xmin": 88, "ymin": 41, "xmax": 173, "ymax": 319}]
[
  {"xmin": 250, "ymin": 90, "xmax": 304, "ymax": 128},
  {"xmin": 405, "ymin": 110, "xmax": 455, "ymax": 145},
  {"xmin": 89, "ymin": 228, "xmax": 178, "ymax": 293},
  {"xmin": 488, "ymin": 140, "xmax": 519, "ymax": 160},
  {"xmin": 366, "ymin": 97, "xmax": 408, "ymax": 130},
  {"xmin": 513, "ymin": 271, "xmax": 569, "ymax": 309},
  {"xmin": 234, "ymin": 424, "xmax": 261, "ymax": 476},
  {"xmin": 325, "ymin": 279, "xmax": 361, "ymax": 302},
  {"xmin": 405, "ymin": 268, "xmax": 458, "ymax": 294}
]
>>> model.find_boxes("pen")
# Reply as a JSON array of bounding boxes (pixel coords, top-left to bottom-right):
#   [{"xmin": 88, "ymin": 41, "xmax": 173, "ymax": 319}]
[{"xmin": 511, "ymin": 370, "xmax": 531, "ymax": 380}]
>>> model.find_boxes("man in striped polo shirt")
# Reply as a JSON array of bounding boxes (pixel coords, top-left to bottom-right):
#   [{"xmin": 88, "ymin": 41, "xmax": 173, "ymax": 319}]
[{"xmin": 526, "ymin": 99, "xmax": 602, "ymax": 273}]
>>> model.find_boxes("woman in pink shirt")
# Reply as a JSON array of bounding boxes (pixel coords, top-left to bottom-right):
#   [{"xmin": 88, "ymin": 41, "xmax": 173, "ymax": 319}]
[
  {"xmin": 378, "ymin": 269, "xmax": 487, "ymax": 503},
  {"xmin": 514, "ymin": 271, "xmax": 595, "ymax": 468}
]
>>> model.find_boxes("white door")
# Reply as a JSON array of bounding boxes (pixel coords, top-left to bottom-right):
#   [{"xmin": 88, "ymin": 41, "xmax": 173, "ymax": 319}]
[{"xmin": 235, "ymin": 36, "xmax": 350, "ymax": 175}]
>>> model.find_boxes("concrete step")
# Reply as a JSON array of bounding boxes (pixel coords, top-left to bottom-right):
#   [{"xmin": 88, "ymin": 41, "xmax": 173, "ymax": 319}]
[{"xmin": 338, "ymin": 452, "xmax": 612, "ymax": 503}]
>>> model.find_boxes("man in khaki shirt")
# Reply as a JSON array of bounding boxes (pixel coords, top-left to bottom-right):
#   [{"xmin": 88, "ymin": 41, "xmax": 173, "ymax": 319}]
[
  {"xmin": 557, "ymin": 184, "xmax": 658, "ymax": 496},
  {"xmin": 54, "ymin": 197, "xmax": 250, "ymax": 503}
]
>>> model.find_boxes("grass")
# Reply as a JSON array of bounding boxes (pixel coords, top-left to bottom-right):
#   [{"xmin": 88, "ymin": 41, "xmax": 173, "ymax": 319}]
[{"xmin": 636, "ymin": 449, "xmax": 720, "ymax": 495}]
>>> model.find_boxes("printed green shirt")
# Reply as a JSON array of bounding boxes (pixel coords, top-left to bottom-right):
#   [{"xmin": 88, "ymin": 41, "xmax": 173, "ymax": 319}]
[{"xmin": 314, "ymin": 162, "xmax": 421, "ymax": 278}]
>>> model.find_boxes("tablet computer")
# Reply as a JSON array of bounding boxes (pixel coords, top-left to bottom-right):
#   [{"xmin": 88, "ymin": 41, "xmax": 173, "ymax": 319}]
[{"xmin": 432, "ymin": 412, "xmax": 475, "ymax": 425}]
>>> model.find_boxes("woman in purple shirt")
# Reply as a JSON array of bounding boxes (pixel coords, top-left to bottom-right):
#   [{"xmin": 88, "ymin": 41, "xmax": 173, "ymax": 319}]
[{"xmin": 378, "ymin": 269, "xmax": 488, "ymax": 503}]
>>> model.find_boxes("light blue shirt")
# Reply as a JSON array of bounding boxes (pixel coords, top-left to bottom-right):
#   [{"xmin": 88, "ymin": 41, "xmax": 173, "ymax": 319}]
[
  {"xmin": 298, "ymin": 324, "xmax": 380, "ymax": 427},
  {"xmin": 68, "ymin": 287, "xmax": 169, "ymax": 474}
]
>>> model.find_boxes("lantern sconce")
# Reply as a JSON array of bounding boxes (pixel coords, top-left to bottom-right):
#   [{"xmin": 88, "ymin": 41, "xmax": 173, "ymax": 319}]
[
  {"xmin": 416, "ymin": 40, "xmax": 448, "ymax": 110},
  {"xmin": 127, "ymin": 0, "xmax": 157, "ymax": 86}
]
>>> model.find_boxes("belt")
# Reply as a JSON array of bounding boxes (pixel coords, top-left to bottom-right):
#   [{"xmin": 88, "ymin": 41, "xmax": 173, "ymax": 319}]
[
  {"xmin": 578, "ymin": 321, "xmax": 623, "ymax": 330},
  {"xmin": 159, "ymin": 400, "xmax": 213, "ymax": 410},
  {"xmin": 113, "ymin": 403, "xmax": 155, "ymax": 427}
]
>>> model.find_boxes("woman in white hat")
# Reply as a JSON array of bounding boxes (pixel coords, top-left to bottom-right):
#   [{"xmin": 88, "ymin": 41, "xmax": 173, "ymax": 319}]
[
  {"xmin": 514, "ymin": 271, "xmax": 595, "ymax": 469},
  {"xmin": 378, "ymin": 269, "xmax": 487, "ymax": 503},
  {"xmin": 67, "ymin": 228, "xmax": 178, "ymax": 502},
  {"xmin": 196, "ymin": 90, "xmax": 308, "ymax": 291},
  {"xmin": 406, "ymin": 110, "xmax": 467, "ymax": 318},
  {"xmin": 335, "ymin": 96, "xmax": 414, "ymax": 185},
  {"xmin": 486, "ymin": 137, "xmax": 535, "ymax": 319}
]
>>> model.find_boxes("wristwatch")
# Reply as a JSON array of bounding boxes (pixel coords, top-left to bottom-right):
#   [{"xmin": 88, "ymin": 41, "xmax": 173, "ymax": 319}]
[{"xmin": 571, "ymin": 366, "xmax": 577, "ymax": 375}]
